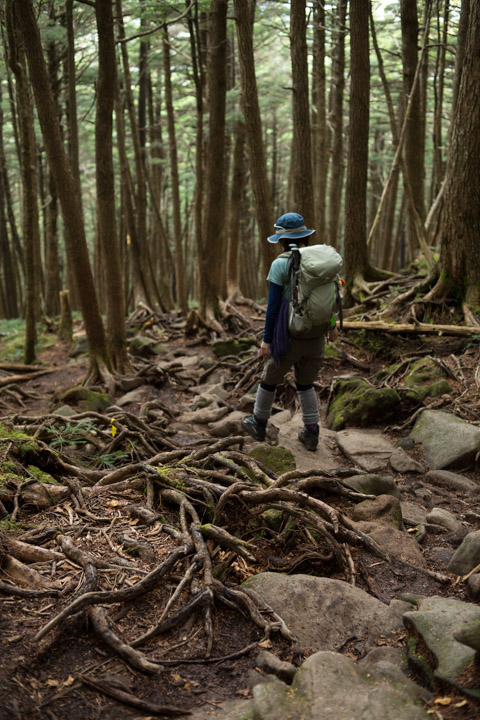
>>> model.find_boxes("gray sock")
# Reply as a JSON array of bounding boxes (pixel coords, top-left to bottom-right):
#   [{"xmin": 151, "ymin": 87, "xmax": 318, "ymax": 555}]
[
  {"xmin": 297, "ymin": 388, "xmax": 320, "ymax": 426},
  {"xmin": 253, "ymin": 386, "xmax": 276, "ymax": 422}
]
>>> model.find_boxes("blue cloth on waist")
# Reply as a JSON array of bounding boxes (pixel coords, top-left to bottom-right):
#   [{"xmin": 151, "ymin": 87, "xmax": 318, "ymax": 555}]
[{"xmin": 270, "ymin": 299, "xmax": 290, "ymax": 365}]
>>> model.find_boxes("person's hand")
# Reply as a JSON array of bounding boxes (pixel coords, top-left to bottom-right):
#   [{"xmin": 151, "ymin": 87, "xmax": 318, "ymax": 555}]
[
  {"xmin": 328, "ymin": 327, "xmax": 338, "ymax": 343},
  {"xmin": 260, "ymin": 341, "xmax": 271, "ymax": 358}
]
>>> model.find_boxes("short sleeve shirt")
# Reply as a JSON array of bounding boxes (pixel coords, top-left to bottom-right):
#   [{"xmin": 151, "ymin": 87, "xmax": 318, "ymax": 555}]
[{"xmin": 267, "ymin": 256, "xmax": 292, "ymax": 301}]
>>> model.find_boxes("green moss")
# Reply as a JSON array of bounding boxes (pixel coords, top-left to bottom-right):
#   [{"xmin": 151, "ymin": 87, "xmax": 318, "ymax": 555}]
[
  {"xmin": 27, "ymin": 465, "xmax": 59, "ymax": 485},
  {"xmin": 54, "ymin": 386, "xmax": 110, "ymax": 413},
  {"xmin": 326, "ymin": 378, "xmax": 401, "ymax": 431},
  {"xmin": 211, "ymin": 337, "xmax": 257, "ymax": 358},
  {"xmin": 247, "ymin": 444, "xmax": 296, "ymax": 475}
]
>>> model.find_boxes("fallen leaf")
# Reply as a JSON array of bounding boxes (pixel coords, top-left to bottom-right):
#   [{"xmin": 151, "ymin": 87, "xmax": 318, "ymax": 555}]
[
  {"xmin": 258, "ymin": 639, "xmax": 272, "ymax": 649},
  {"xmin": 434, "ymin": 697, "xmax": 452, "ymax": 705},
  {"xmin": 46, "ymin": 679, "xmax": 60, "ymax": 688},
  {"xmin": 63, "ymin": 676, "xmax": 75, "ymax": 687},
  {"xmin": 109, "ymin": 500, "xmax": 119, "ymax": 508},
  {"xmin": 454, "ymin": 700, "xmax": 468, "ymax": 708},
  {"xmin": 236, "ymin": 689, "xmax": 250, "ymax": 697}
]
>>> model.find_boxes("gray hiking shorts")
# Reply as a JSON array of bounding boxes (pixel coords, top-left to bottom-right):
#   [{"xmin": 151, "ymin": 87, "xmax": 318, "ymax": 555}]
[{"xmin": 262, "ymin": 334, "xmax": 326, "ymax": 387}]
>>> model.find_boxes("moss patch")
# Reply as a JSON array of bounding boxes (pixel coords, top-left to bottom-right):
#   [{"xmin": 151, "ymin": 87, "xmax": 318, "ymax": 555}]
[
  {"xmin": 54, "ymin": 385, "xmax": 110, "ymax": 412},
  {"xmin": 326, "ymin": 378, "xmax": 401, "ymax": 431},
  {"xmin": 247, "ymin": 444, "xmax": 296, "ymax": 475}
]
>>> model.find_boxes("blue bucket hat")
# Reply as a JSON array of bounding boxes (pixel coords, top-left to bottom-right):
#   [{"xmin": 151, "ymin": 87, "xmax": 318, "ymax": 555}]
[{"xmin": 267, "ymin": 212, "xmax": 315, "ymax": 244}]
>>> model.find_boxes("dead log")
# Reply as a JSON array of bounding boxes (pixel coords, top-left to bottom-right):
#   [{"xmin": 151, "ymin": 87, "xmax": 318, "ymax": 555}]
[{"xmin": 342, "ymin": 320, "xmax": 480, "ymax": 337}]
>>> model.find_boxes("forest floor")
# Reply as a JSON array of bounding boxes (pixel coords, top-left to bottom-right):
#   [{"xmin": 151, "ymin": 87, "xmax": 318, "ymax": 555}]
[{"xmin": 0, "ymin": 302, "xmax": 480, "ymax": 720}]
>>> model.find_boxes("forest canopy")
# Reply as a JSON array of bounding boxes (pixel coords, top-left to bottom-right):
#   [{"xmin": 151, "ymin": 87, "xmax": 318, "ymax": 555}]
[{"xmin": 1, "ymin": 0, "xmax": 479, "ymax": 373}]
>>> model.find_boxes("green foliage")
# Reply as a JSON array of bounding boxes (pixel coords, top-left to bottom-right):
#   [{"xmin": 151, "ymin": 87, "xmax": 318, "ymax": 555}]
[
  {"xmin": 95, "ymin": 451, "xmax": 130, "ymax": 469},
  {"xmin": 47, "ymin": 419, "xmax": 95, "ymax": 450}
]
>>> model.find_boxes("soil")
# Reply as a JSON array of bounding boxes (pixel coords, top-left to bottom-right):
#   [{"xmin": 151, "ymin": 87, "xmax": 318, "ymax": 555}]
[{"xmin": 1, "ymin": 318, "xmax": 480, "ymax": 720}]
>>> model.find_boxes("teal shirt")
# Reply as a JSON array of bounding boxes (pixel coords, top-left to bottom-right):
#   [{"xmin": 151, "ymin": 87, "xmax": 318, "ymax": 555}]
[{"xmin": 267, "ymin": 256, "xmax": 292, "ymax": 301}]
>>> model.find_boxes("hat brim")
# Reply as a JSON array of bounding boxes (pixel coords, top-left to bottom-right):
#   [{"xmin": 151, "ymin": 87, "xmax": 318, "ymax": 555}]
[{"xmin": 267, "ymin": 228, "xmax": 316, "ymax": 244}]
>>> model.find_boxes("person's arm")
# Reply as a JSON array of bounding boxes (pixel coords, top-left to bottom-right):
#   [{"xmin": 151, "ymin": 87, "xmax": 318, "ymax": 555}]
[{"xmin": 261, "ymin": 282, "xmax": 283, "ymax": 357}]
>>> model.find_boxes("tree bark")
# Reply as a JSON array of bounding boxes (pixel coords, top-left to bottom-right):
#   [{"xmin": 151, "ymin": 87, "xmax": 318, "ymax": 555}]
[
  {"xmin": 163, "ymin": 28, "xmax": 188, "ymax": 314},
  {"xmin": 290, "ymin": 0, "xmax": 315, "ymax": 228},
  {"xmin": 199, "ymin": 0, "xmax": 228, "ymax": 325},
  {"xmin": 344, "ymin": 0, "xmax": 370, "ymax": 294},
  {"xmin": 327, "ymin": 0, "xmax": 347, "ymax": 248},
  {"xmin": 311, "ymin": 0, "xmax": 327, "ymax": 243},
  {"xmin": 234, "ymin": 0, "xmax": 275, "ymax": 276},
  {"xmin": 6, "ymin": 0, "xmax": 39, "ymax": 363},
  {"xmin": 14, "ymin": 0, "xmax": 109, "ymax": 379},
  {"xmin": 401, "ymin": 0, "xmax": 425, "ymax": 256},
  {"xmin": 428, "ymin": 0, "xmax": 480, "ymax": 306},
  {"xmin": 95, "ymin": 0, "xmax": 127, "ymax": 372}
]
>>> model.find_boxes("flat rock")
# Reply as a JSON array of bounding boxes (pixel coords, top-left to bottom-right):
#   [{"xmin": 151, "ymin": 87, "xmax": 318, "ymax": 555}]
[
  {"xmin": 209, "ymin": 410, "xmax": 248, "ymax": 438},
  {"xmin": 352, "ymin": 494, "xmax": 403, "ymax": 527},
  {"xmin": 403, "ymin": 594, "xmax": 480, "ymax": 691},
  {"xmin": 251, "ymin": 650, "xmax": 430, "ymax": 720},
  {"xmin": 274, "ymin": 412, "xmax": 338, "ymax": 472},
  {"xmin": 116, "ymin": 389, "xmax": 146, "ymax": 406},
  {"xmin": 425, "ymin": 469, "xmax": 480, "ymax": 495},
  {"xmin": 243, "ymin": 573, "xmax": 409, "ymax": 652},
  {"xmin": 426, "ymin": 508, "xmax": 466, "ymax": 536},
  {"xmin": 178, "ymin": 405, "xmax": 228, "ymax": 424},
  {"xmin": 336, "ymin": 430, "xmax": 418, "ymax": 473},
  {"xmin": 410, "ymin": 410, "xmax": 480, "ymax": 470},
  {"xmin": 353, "ymin": 522, "xmax": 426, "ymax": 566},
  {"xmin": 401, "ymin": 501, "xmax": 429, "ymax": 527}
]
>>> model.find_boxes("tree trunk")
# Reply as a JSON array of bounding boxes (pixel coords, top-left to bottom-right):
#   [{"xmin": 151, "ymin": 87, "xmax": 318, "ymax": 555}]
[
  {"xmin": 327, "ymin": 0, "xmax": 347, "ymax": 248},
  {"xmin": 401, "ymin": 0, "xmax": 425, "ymax": 256},
  {"xmin": 163, "ymin": 28, "xmax": 187, "ymax": 314},
  {"xmin": 0, "ymin": 80, "xmax": 19, "ymax": 318},
  {"xmin": 14, "ymin": 0, "xmax": 109, "ymax": 380},
  {"xmin": 95, "ymin": 0, "xmax": 127, "ymax": 372},
  {"xmin": 430, "ymin": 0, "xmax": 449, "ymax": 204},
  {"xmin": 234, "ymin": 0, "xmax": 275, "ymax": 276},
  {"xmin": 199, "ymin": 0, "xmax": 228, "ymax": 326},
  {"xmin": 290, "ymin": 0, "xmax": 315, "ymax": 228},
  {"xmin": 344, "ymin": 0, "xmax": 370, "ymax": 295},
  {"xmin": 6, "ymin": 0, "xmax": 39, "ymax": 363},
  {"xmin": 115, "ymin": 0, "xmax": 161, "ymax": 313},
  {"xmin": 226, "ymin": 119, "xmax": 247, "ymax": 297},
  {"xmin": 311, "ymin": 0, "xmax": 327, "ymax": 243},
  {"xmin": 428, "ymin": 0, "xmax": 480, "ymax": 306}
]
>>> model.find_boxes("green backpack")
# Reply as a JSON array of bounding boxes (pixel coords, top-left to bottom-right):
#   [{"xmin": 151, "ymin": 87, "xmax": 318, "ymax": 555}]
[{"xmin": 281, "ymin": 244, "xmax": 343, "ymax": 338}]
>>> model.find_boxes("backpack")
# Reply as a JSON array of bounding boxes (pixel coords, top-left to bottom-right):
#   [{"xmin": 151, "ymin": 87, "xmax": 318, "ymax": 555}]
[{"xmin": 280, "ymin": 244, "xmax": 343, "ymax": 338}]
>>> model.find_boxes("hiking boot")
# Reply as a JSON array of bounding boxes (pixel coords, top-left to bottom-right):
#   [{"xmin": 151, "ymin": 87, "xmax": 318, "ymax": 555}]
[
  {"xmin": 298, "ymin": 425, "xmax": 319, "ymax": 451},
  {"xmin": 242, "ymin": 414, "xmax": 267, "ymax": 442}
]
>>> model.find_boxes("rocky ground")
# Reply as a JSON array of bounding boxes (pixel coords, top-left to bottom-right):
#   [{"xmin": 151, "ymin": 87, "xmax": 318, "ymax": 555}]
[{"xmin": 1, "ymin": 306, "xmax": 480, "ymax": 720}]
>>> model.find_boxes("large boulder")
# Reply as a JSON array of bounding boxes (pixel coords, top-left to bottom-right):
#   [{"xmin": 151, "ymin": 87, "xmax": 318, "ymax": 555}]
[
  {"xmin": 410, "ymin": 410, "xmax": 480, "ymax": 470},
  {"xmin": 243, "ymin": 573, "xmax": 409, "ymax": 652},
  {"xmin": 336, "ymin": 429, "xmax": 420, "ymax": 473},
  {"xmin": 326, "ymin": 377, "xmax": 401, "ymax": 431},
  {"xmin": 251, "ymin": 650, "xmax": 430, "ymax": 720}
]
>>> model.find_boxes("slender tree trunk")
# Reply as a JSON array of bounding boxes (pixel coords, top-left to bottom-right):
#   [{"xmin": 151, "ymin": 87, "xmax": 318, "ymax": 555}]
[
  {"xmin": 0, "ymin": 80, "xmax": 18, "ymax": 318},
  {"xmin": 95, "ymin": 0, "xmax": 127, "ymax": 371},
  {"xmin": 312, "ymin": 0, "xmax": 327, "ymax": 243},
  {"xmin": 290, "ymin": 0, "xmax": 315, "ymax": 228},
  {"xmin": 234, "ymin": 0, "xmax": 275, "ymax": 276},
  {"xmin": 428, "ymin": 0, "xmax": 480, "ymax": 306},
  {"xmin": 327, "ymin": 0, "xmax": 347, "ymax": 248},
  {"xmin": 199, "ymin": 0, "xmax": 228, "ymax": 324},
  {"xmin": 14, "ymin": 0, "xmax": 109, "ymax": 380},
  {"xmin": 430, "ymin": 0, "xmax": 449, "ymax": 204},
  {"xmin": 344, "ymin": 0, "xmax": 370, "ymax": 296},
  {"xmin": 401, "ymin": 0, "xmax": 425, "ymax": 255},
  {"xmin": 6, "ymin": 0, "xmax": 39, "ymax": 363},
  {"xmin": 115, "ymin": 0, "xmax": 161, "ymax": 312},
  {"xmin": 63, "ymin": 0, "xmax": 81, "ymax": 310},
  {"xmin": 226, "ymin": 119, "xmax": 247, "ymax": 297},
  {"xmin": 163, "ymin": 28, "xmax": 187, "ymax": 314}
]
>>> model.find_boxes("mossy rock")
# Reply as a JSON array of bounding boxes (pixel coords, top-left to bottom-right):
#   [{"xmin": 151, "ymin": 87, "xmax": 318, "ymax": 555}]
[
  {"xmin": 211, "ymin": 337, "xmax": 257, "ymax": 358},
  {"xmin": 247, "ymin": 444, "xmax": 296, "ymax": 475},
  {"xmin": 404, "ymin": 358, "xmax": 452, "ymax": 401},
  {"xmin": 54, "ymin": 385, "xmax": 110, "ymax": 412},
  {"xmin": 263, "ymin": 509, "xmax": 283, "ymax": 532},
  {"xmin": 326, "ymin": 378, "xmax": 401, "ymax": 431}
]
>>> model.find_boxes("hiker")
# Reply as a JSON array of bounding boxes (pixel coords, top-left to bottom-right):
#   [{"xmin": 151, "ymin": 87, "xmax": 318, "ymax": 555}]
[{"xmin": 242, "ymin": 212, "xmax": 341, "ymax": 451}]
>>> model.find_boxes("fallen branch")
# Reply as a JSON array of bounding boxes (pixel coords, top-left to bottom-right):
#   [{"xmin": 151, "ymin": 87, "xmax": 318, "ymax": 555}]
[
  {"xmin": 79, "ymin": 673, "xmax": 191, "ymax": 715},
  {"xmin": 342, "ymin": 320, "xmax": 480, "ymax": 337}
]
